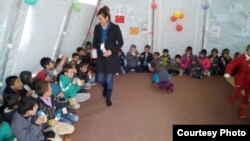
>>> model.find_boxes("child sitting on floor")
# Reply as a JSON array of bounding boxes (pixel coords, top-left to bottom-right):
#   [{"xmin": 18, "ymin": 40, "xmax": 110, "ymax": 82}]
[
  {"xmin": 59, "ymin": 64, "xmax": 91, "ymax": 109},
  {"xmin": 166, "ymin": 54, "xmax": 182, "ymax": 75},
  {"xmin": 189, "ymin": 56, "xmax": 204, "ymax": 79},
  {"xmin": 77, "ymin": 62, "xmax": 96, "ymax": 90},
  {"xmin": 198, "ymin": 49, "xmax": 211, "ymax": 76}
]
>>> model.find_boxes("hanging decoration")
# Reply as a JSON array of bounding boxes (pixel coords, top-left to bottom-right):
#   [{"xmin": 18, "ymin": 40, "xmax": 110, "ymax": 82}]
[
  {"xmin": 173, "ymin": 10, "xmax": 182, "ymax": 18},
  {"xmin": 170, "ymin": 15, "xmax": 177, "ymax": 22},
  {"xmin": 151, "ymin": 2, "xmax": 157, "ymax": 10},
  {"xmin": 24, "ymin": 0, "xmax": 37, "ymax": 5},
  {"xmin": 73, "ymin": 2, "xmax": 82, "ymax": 12},
  {"xmin": 176, "ymin": 24, "xmax": 183, "ymax": 32},
  {"xmin": 178, "ymin": 12, "xmax": 184, "ymax": 19},
  {"xmin": 202, "ymin": 2, "xmax": 210, "ymax": 10}
]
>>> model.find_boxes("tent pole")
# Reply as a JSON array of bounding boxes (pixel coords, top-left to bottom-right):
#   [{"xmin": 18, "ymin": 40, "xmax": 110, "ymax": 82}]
[
  {"xmin": 151, "ymin": 0, "xmax": 155, "ymax": 52},
  {"xmin": 52, "ymin": 1, "xmax": 74, "ymax": 60},
  {"xmin": 81, "ymin": 0, "xmax": 102, "ymax": 48},
  {"xmin": 201, "ymin": 0, "xmax": 209, "ymax": 50}
]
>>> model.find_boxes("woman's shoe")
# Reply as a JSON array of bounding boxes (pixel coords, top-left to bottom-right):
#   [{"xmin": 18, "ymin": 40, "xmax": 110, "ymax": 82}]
[{"xmin": 106, "ymin": 100, "xmax": 112, "ymax": 107}]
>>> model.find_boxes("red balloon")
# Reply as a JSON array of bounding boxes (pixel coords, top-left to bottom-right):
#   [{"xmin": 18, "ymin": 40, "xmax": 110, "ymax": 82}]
[
  {"xmin": 151, "ymin": 2, "xmax": 157, "ymax": 10},
  {"xmin": 176, "ymin": 24, "xmax": 183, "ymax": 31},
  {"xmin": 171, "ymin": 15, "xmax": 177, "ymax": 22}
]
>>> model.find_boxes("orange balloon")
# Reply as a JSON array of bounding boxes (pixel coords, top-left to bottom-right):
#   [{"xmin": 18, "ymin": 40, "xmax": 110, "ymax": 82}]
[
  {"xmin": 171, "ymin": 15, "xmax": 178, "ymax": 22},
  {"xmin": 178, "ymin": 12, "xmax": 184, "ymax": 19},
  {"xmin": 176, "ymin": 24, "xmax": 183, "ymax": 32}
]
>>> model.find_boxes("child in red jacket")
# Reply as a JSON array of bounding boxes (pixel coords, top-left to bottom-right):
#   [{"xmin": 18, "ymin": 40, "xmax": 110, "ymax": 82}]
[
  {"xmin": 198, "ymin": 49, "xmax": 211, "ymax": 76},
  {"xmin": 225, "ymin": 45, "xmax": 250, "ymax": 119}
]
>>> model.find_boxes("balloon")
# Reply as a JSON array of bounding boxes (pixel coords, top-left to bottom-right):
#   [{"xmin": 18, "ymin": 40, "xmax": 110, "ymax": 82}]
[
  {"xmin": 176, "ymin": 24, "xmax": 183, "ymax": 32},
  {"xmin": 202, "ymin": 2, "xmax": 209, "ymax": 10},
  {"xmin": 178, "ymin": 12, "xmax": 184, "ymax": 19},
  {"xmin": 73, "ymin": 2, "xmax": 82, "ymax": 12},
  {"xmin": 24, "ymin": 0, "xmax": 37, "ymax": 5},
  {"xmin": 151, "ymin": 2, "xmax": 157, "ymax": 10},
  {"xmin": 174, "ymin": 10, "xmax": 182, "ymax": 18},
  {"xmin": 170, "ymin": 15, "xmax": 177, "ymax": 22}
]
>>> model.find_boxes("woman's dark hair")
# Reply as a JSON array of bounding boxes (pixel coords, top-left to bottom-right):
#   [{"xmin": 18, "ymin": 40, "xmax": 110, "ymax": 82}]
[
  {"xmin": 97, "ymin": 5, "xmax": 111, "ymax": 21},
  {"xmin": 5, "ymin": 76, "xmax": 18, "ymax": 87},
  {"xmin": 17, "ymin": 97, "xmax": 37, "ymax": 115},
  {"xmin": 19, "ymin": 71, "xmax": 32, "ymax": 85},
  {"xmin": 34, "ymin": 80, "xmax": 49, "ymax": 97}
]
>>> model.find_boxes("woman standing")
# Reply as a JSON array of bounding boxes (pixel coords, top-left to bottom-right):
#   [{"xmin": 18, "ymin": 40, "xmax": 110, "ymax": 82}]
[{"xmin": 92, "ymin": 6, "xmax": 124, "ymax": 107}]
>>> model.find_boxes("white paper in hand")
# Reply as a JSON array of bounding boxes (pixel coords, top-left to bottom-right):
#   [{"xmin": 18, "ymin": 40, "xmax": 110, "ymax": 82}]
[
  {"xmin": 100, "ymin": 43, "xmax": 106, "ymax": 53},
  {"xmin": 24, "ymin": 84, "xmax": 31, "ymax": 91}
]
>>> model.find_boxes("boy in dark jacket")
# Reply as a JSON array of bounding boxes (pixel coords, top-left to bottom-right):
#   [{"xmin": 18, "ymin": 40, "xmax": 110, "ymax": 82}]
[
  {"xmin": 189, "ymin": 56, "xmax": 204, "ymax": 79},
  {"xmin": 34, "ymin": 80, "xmax": 74, "ymax": 140},
  {"xmin": 139, "ymin": 45, "xmax": 153, "ymax": 72}
]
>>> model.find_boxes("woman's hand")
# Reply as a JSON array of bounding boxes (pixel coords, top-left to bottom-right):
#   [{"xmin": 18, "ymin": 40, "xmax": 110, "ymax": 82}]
[{"xmin": 103, "ymin": 50, "xmax": 112, "ymax": 57}]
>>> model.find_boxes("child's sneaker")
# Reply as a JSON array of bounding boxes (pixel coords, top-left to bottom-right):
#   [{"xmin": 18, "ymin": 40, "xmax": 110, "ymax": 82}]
[{"xmin": 69, "ymin": 103, "xmax": 80, "ymax": 109}]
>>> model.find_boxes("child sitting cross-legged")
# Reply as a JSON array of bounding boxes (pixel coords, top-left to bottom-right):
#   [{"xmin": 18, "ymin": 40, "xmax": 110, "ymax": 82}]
[
  {"xmin": 189, "ymin": 56, "xmax": 204, "ymax": 79},
  {"xmin": 59, "ymin": 64, "xmax": 91, "ymax": 109},
  {"xmin": 34, "ymin": 80, "xmax": 75, "ymax": 140},
  {"xmin": 77, "ymin": 62, "xmax": 96, "ymax": 90}
]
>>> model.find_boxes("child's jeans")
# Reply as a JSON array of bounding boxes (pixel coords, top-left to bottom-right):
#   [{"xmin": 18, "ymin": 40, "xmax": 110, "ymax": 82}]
[
  {"xmin": 60, "ymin": 113, "xmax": 79, "ymax": 124},
  {"xmin": 56, "ymin": 109, "xmax": 79, "ymax": 124},
  {"xmin": 82, "ymin": 75, "xmax": 96, "ymax": 89}
]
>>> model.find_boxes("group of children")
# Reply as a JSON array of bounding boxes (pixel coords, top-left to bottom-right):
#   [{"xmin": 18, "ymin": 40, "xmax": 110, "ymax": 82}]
[
  {"xmin": 121, "ymin": 44, "xmax": 235, "ymax": 77},
  {"xmin": 0, "ymin": 41, "xmax": 248, "ymax": 140},
  {"xmin": 117, "ymin": 44, "xmax": 236, "ymax": 92},
  {"xmin": 0, "ymin": 41, "xmax": 96, "ymax": 141}
]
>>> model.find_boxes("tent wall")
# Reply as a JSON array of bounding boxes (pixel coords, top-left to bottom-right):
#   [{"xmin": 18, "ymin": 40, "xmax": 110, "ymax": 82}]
[
  {"xmin": 0, "ymin": 0, "xmax": 96, "ymax": 87},
  {"xmin": 153, "ymin": 0, "xmax": 204, "ymax": 57},
  {"xmin": 204, "ymin": 0, "xmax": 250, "ymax": 57},
  {"xmin": 0, "ymin": 0, "xmax": 250, "ymax": 87}
]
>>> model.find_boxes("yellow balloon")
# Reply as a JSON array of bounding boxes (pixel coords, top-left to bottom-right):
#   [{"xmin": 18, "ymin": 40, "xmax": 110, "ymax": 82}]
[{"xmin": 174, "ymin": 10, "xmax": 182, "ymax": 18}]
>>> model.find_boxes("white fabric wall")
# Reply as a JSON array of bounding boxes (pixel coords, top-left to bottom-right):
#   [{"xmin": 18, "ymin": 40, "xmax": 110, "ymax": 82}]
[
  {"xmin": 0, "ymin": 0, "xmax": 250, "ymax": 87},
  {"xmin": 153, "ymin": 0, "xmax": 204, "ymax": 57},
  {"xmin": 204, "ymin": 0, "xmax": 250, "ymax": 57},
  {"xmin": 0, "ymin": 0, "xmax": 96, "ymax": 86}
]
